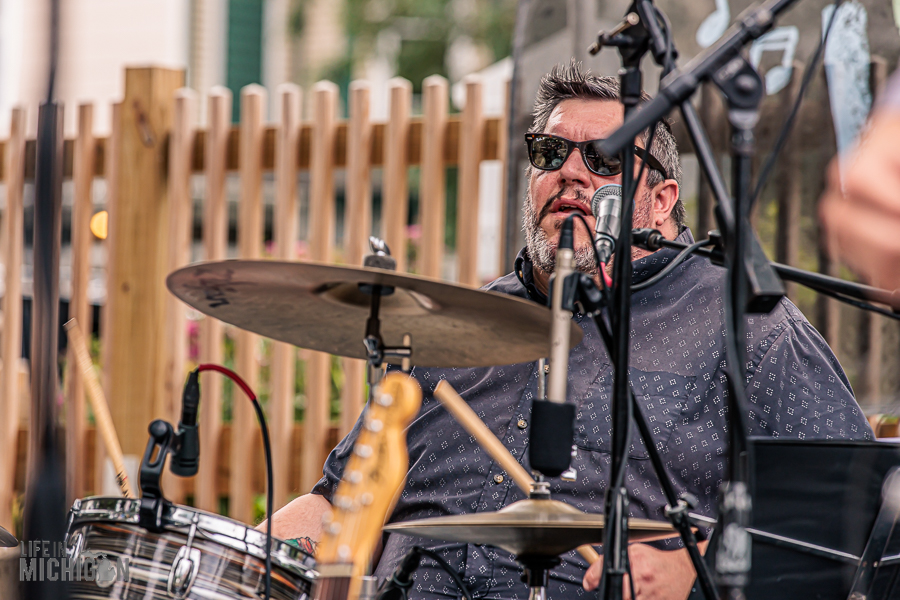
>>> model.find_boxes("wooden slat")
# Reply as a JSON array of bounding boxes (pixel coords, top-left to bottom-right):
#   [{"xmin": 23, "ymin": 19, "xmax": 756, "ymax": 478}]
[
  {"xmin": 456, "ymin": 76, "xmax": 484, "ymax": 286},
  {"xmin": 301, "ymin": 81, "xmax": 338, "ymax": 494},
  {"xmin": 775, "ymin": 62, "xmax": 803, "ymax": 300},
  {"xmin": 66, "ymin": 104, "xmax": 95, "ymax": 503},
  {"xmin": 696, "ymin": 82, "xmax": 725, "ymax": 237},
  {"xmin": 271, "ymin": 83, "xmax": 302, "ymax": 510},
  {"xmin": 420, "ymin": 76, "xmax": 448, "ymax": 279},
  {"xmin": 162, "ymin": 89, "xmax": 197, "ymax": 503},
  {"xmin": 859, "ymin": 57, "xmax": 890, "ymax": 405},
  {"xmin": 382, "ymin": 78, "xmax": 412, "ymax": 271},
  {"xmin": 197, "ymin": 87, "xmax": 232, "ymax": 513},
  {"xmin": 98, "ymin": 101, "xmax": 122, "ymax": 494},
  {"xmin": 495, "ymin": 80, "xmax": 511, "ymax": 283},
  {"xmin": 232, "ymin": 84, "xmax": 267, "ymax": 524},
  {"xmin": 0, "ymin": 108, "xmax": 25, "ymax": 530},
  {"xmin": 814, "ymin": 68, "xmax": 841, "ymax": 353},
  {"xmin": 107, "ymin": 67, "xmax": 185, "ymax": 462},
  {"xmin": 340, "ymin": 81, "xmax": 372, "ymax": 438},
  {"xmin": 344, "ymin": 82, "xmax": 373, "ymax": 268}
]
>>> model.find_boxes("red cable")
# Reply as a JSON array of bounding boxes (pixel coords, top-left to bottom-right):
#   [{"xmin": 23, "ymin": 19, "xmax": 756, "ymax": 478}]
[
  {"xmin": 599, "ymin": 263, "xmax": 613, "ymax": 289},
  {"xmin": 197, "ymin": 363, "xmax": 258, "ymax": 402}
]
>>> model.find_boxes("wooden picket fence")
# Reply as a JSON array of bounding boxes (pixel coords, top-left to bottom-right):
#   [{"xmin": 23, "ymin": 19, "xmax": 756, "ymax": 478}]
[{"xmin": 0, "ymin": 67, "xmax": 509, "ymax": 530}]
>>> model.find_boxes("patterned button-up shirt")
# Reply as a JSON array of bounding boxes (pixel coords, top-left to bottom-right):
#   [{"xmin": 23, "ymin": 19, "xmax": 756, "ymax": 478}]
[{"xmin": 312, "ymin": 228, "xmax": 872, "ymax": 600}]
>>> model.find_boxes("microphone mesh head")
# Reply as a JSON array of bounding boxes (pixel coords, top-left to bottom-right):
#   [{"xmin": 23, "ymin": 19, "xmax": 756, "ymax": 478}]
[{"xmin": 590, "ymin": 183, "xmax": 622, "ymax": 217}]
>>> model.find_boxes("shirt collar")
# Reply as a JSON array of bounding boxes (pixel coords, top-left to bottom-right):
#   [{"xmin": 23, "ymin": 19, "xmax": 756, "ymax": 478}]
[
  {"xmin": 514, "ymin": 248, "xmax": 549, "ymax": 305},
  {"xmin": 514, "ymin": 227, "xmax": 697, "ymax": 304}
]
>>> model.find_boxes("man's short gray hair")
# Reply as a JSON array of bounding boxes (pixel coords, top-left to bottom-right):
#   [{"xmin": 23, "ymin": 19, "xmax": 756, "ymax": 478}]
[{"xmin": 528, "ymin": 61, "xmax": 685, "ymax": 229}]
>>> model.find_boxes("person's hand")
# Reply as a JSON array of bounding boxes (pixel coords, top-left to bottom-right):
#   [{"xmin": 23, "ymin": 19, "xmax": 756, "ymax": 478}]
[
  {"xmin": 582, "ymin": 543, "xmax": 702, "ymax": 600},
  {"xmin": 819, "ymin": 112, "xmax": 900, "ymax": 290}
]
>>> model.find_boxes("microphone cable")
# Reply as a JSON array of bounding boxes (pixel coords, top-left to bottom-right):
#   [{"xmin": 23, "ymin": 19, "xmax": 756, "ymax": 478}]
[{"xmin": 193, "ymin": 363, "xmax": 274, "ymax": 600}]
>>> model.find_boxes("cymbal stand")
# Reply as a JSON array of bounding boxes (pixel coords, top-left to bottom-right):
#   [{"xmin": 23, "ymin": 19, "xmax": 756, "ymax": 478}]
[
  {"xmin": 359, "ymin": 237, "xmax": 413, "ymax": 384},
  {"xmin": 519, "ymin": 481, "xmax": 559, "ymax": 600}
]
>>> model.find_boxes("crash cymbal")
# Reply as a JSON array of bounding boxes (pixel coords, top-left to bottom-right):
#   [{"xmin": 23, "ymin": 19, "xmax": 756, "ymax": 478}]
[
  {"xmin": 167, "ymin": 260, "xmax": 583, "ymax": 368},
  {"xmin": 383, "ymin": 498, "xmax": 676, "ymax": 557}
]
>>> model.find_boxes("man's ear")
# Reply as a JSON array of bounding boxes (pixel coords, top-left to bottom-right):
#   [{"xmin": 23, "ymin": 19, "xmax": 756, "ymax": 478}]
[{"xmin": 651, "ymin": 179, "xmax": 679, "ymax": 227}]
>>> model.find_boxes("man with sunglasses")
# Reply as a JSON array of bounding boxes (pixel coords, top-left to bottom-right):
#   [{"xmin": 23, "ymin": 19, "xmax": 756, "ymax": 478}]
[{"xmin": 266, "ymin": 63, "xmax": 871, "ymax": 600}]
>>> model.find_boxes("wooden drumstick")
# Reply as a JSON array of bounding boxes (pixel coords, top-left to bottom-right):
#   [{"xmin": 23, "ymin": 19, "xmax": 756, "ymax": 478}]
[
  {"xmin": 65, "ymin": 319, "xmax": 135, "ymax": 498},
  {"xmin": 434, "ymin": 380, "xmax": 601, "ymax": 565}
]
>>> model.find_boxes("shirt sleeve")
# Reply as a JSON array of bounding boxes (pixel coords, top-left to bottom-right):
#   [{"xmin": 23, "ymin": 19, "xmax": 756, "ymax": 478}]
[
  {"xmin": 310, "ymin": 407, "xmax": 367, "ymax": 499},
  {"xmin": 743, "ymin": 305, "xmax": 873, "ymax": 441}
]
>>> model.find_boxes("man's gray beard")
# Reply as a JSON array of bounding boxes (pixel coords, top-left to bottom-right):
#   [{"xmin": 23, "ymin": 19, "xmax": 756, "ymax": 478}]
[{"xmin": 523, "ymin": 187, "xmax": 652, "ymax": 275}]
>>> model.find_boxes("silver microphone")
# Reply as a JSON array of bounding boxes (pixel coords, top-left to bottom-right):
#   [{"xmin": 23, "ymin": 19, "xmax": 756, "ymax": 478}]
[
  {"xmin": 591, "ymin": 183, "xmax": 623, "ymax": 265},
  {"xmin": 547, "ymin": 218, "xmax": 574, "ymax": 404}
]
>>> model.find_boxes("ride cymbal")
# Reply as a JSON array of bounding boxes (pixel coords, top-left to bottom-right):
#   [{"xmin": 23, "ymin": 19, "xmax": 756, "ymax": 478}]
[{"xmin": 167, "ymin": 260, "xmax": 583, "ymax": 368}]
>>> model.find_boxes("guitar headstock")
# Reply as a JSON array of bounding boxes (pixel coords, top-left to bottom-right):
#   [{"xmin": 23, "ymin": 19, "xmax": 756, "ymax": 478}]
[{"xmin": 315, "ymin": 372, "xmax": 422, "ymax": 593}]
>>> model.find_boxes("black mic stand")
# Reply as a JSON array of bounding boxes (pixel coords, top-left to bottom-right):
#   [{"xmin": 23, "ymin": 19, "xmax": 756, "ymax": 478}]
[
  {"xmin": 596, "ymin": 0, "xmax": 811, "ymax": 597},
  {"xmin": 595, "ymin": 5, "xmax": 649, "ymax": 599}
]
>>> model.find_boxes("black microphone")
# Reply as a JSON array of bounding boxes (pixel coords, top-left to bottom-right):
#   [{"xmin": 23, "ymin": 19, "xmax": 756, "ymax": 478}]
[
  {"xmin": 375, "ymin": 547, "xmax": 423, "ymax": 600},
  {"xmin": 170, "ymin": 370, "xmax": 200, "ymax": 477},
  {"xmin": 591, "ymin": 183, "xmax": 623, "ymax": 266}
]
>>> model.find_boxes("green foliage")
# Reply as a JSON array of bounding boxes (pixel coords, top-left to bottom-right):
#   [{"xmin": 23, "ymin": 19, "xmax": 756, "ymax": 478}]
[{"xmin": 309, "ymin": 0, "xmax": 517, "ymax": 90}]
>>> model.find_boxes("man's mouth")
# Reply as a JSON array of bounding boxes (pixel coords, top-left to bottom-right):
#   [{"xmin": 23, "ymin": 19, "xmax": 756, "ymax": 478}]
[{"xmin": 549, "ymin": 198, "xmax": 590, "ymax": 216}]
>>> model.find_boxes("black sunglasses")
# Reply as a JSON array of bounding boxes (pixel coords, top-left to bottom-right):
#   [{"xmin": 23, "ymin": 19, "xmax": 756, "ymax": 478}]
[{"xmin": 524, "ymin": 133, "xmax": 668, "ymax": 179}]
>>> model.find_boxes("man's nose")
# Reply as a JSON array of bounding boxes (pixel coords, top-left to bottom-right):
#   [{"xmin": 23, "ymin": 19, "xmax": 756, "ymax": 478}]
[{"xmin": 557, "ymin": 147, "xmax": 591, "ymax": 186}]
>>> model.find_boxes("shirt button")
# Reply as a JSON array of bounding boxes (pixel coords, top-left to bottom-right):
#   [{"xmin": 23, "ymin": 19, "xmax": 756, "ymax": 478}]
[
  {"xmin": 493, "ymin": 474, "xmax": 505, "ymax": 484},
  {"xmin": 517, "ymin": 419, "xmax": 527, "ymax": 430}
]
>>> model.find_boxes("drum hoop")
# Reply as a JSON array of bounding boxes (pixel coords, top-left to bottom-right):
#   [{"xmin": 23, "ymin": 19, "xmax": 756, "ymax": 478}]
[{"xmin": 68, "ymin": 497, "xmax": 317, "ymax": 580}]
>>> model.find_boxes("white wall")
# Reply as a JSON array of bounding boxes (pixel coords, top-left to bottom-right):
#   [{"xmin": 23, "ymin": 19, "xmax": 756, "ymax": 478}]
[{"xmin": 0, "ymin": 0, "xmax": 193, "ymax": 136}]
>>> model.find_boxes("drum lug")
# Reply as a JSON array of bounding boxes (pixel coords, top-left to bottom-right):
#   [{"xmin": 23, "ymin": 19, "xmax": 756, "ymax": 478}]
[{"xmin": 167, "ymin": 545, "xmax": 200, "ymax": 599}]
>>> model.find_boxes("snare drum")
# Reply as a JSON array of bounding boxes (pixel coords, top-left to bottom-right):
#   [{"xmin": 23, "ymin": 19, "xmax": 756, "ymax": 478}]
[{"xmin": 66, "ymin": 497, "xmax": 317, "ymax": 599}]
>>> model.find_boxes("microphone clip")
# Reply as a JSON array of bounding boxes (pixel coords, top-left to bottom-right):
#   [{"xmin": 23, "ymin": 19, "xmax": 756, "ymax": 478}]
[{"xmin": 548, "ymin": 272, "xmax": 605, "ymax": 316}]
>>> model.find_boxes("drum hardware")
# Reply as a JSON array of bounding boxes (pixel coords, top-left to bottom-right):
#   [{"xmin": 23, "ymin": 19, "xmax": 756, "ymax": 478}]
[
  {"xmin": 359, "ymin": 240, "xmax": 412, "ymax": 376},
  {"xmin": 166, "ymin": 517, "xmax": 201, "ymax": 599},
  {"xmin": 138, "ymin": 419, "xmax": 178, "ymax": 532}
]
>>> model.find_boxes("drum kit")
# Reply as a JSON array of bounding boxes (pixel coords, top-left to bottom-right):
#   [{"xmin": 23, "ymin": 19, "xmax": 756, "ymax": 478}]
[{"xmin": 36, "ymin": 238, "xmax": 678, "ymax": 600}]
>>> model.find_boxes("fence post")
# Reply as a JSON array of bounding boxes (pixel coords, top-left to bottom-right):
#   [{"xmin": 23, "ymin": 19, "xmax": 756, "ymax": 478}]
[
  {"xmin": 271, "ymin": 83, "xmax": 302, "ymax": 510},
  {"xmin": 232, "ymin": 84, "xmax": 267, "ymax": 523},
  {"xmin": 197, "ymin": 87, "xmax": 232, "ymax": 513},
  {"xmin": 341, "ymin": 81, "xmax": 372, "ymax": 438},
  {"xmin": 300, "ymin": 81, "xmax": 338, "ymax": 494},
  {"xmin": 106, "ymin": 67, "xmax": 185, "ymax": 465},
  {"xmin": 457, "ymin": 76, "xmax": 484, "ymax": 287},
  {"xmin": 66, "ymin": 103, "xmax": 96, "ymax": 503},
  {"xmin": 420, "ymin": 76, "xmax": 448, "ymax": 279},
  {"xmin": 0, "ymin": 107, "xmax": 26, "ymax": 530}
]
